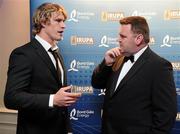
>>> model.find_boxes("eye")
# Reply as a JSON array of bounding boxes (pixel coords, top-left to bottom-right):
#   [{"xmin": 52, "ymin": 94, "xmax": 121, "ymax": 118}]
[
  {"xmin": 56, "ymin": 19, "xmax": 61, "ymax": 22},
  {"xmin": 55, "ymin": 19, "xmax": 64, "ymax": 23},
  {"xmin": 120, "ymin": 34, "xmax": 126, "ymax": 38}
]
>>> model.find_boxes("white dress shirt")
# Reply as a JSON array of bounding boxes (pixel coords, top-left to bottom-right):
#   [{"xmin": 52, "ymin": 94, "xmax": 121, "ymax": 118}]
[
  {"xmin": 114, "ymin": 46, "xmax": 148, "ymax": 91},
  {"xmin": 35, "ymin": 35, "xmax": 64, "ymax": 107}
]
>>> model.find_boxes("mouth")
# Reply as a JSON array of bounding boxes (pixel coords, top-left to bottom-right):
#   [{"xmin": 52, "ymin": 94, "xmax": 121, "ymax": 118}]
[
  {"xmin": 58, "ymin": 31, "xmax": 64, "ymax": 35},
  {"xmin": 59, "ymin": 31, "xmax": 63, "ymax": 33},
  {"xmin": 57, "ymin": 31, "xmax": 64, "ymax": 40}
]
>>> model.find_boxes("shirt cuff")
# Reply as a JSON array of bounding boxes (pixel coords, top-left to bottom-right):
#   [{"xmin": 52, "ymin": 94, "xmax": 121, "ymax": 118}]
[{"xmin": 49, "ymin": 94, "xmax": 54, "ymax": 107}]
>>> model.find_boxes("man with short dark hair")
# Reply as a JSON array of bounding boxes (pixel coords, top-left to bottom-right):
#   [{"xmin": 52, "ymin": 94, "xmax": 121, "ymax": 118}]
[{"xmin": 92, "ymin": 16, "xmax": 177, "ymax": 134}]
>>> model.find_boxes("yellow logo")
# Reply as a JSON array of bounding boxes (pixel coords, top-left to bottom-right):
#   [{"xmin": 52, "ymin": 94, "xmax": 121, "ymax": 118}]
[
  {"xmin": 176, "ymin": 112, "xmax": 180, "ymax": 121},
  {"xmin": 164, "ymin": 9, "xmax": 180, "ymax": 20},
  {"xmin": 101, "ymin": 11, "xmax": 124, "ymax": 21},
  {"xmin": 149, "ymin": 37, "xmax": 155, "ymax": 45},
  {"xmin": 171, "ymin": 62, "xmax": 180, "ymax": 70},
  {"xmin": 71, "ymin": 86, "xmax": 93, "ymax": 94},
  {"xmin": 71, "ymin": 36, "xmax": 94, "ymax": 45}
]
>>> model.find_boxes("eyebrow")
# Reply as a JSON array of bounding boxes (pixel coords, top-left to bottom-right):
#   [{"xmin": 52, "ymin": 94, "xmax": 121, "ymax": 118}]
[{"xmin": 119, "ymin": 33, "xmax": 126, "ymax": 38}]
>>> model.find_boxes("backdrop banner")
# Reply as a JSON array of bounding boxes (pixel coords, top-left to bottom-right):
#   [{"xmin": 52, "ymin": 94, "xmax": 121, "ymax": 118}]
[{"xmin": 30, "ymin": 0, "xmax": 180, "ymax": 133}]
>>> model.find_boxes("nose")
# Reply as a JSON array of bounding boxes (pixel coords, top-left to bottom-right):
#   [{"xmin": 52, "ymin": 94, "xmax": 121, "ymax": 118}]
[
  {"xmin": 117, "ymin": 37, "xmax": 121, "ymax": 43},
  {"xmin": 61, "ymin": 21, "xmax": 66, "ymax": 29}
]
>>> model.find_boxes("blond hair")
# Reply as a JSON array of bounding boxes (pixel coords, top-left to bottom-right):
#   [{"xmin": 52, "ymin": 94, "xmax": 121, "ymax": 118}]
[{"xmin": 32, "ymin": 3, "xmax": 67, "ymax": 35}]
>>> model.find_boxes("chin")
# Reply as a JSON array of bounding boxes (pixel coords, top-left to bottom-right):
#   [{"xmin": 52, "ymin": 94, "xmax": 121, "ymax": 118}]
[
  {"xmin": 59, "ymin": 36, "xmax": 63, "ymax": 41},
  {"xmin": 56, "ymin": 37, "xmax": 63, "ymax": 41}
]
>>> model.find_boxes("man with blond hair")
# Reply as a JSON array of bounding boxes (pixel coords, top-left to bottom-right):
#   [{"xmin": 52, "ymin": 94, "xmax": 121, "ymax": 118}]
[{"xmin": 4, "ymin": 3, "xmax": 81, "ymax": 134}]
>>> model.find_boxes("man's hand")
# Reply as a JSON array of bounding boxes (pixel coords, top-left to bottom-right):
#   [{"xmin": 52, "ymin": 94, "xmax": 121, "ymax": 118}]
[
  {"xmin": 105, "ymin": 47, "xmax": 122, "ymax": 66},
  {"xmin": 53, "ymin": 86, "xmax": 81, "ymax": 107}
]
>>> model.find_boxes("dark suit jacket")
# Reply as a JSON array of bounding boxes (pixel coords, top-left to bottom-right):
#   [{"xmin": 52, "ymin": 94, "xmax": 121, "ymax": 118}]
[
  {"xmin": 92, "ymin": 47, "xmax": 177, "ymax": 134},
  {"xmin": 4, "ymin": 38, "xmax": 69, "ymax": 134}
]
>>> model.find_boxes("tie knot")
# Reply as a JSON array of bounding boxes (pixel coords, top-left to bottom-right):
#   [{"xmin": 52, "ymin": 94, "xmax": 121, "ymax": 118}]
[
  {"xmin": 49, "ymin": 48, "xmax": 59, "ymax": 54},
  {"xmin": 124, "ymin": 55, "xmax": 134, "ymax": 63}
]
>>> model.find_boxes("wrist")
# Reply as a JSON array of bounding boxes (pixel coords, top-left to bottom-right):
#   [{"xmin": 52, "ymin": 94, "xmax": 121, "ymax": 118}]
[{"xmin": 49, "ymin": 94, "xmax": 55, "ymax": 107}]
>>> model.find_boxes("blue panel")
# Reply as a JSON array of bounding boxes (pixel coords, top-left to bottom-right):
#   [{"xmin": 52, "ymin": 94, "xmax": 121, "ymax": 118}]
[{"xmin": 30, "ymin": 0, "xmax": 180, "ymax": 133}]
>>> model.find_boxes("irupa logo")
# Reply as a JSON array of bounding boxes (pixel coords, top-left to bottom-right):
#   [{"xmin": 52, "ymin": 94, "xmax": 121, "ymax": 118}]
[
  {"xmin": 171, "ymin": 62, "xmax": 180, "ymax": 70},
  {"xmin": 71, "ymin": 36, "xmax": 94, "ymax": 46},
  {"xmin": 176, "ymin": 112, "xmax": 180, "ymax": 121},
  {"xmin": 164, "ymin": 10, "xmax": 180, "ymax": 20},
  {"xmin": 101, "ymin": 11, "xmax": 124, "ymax": 21}
]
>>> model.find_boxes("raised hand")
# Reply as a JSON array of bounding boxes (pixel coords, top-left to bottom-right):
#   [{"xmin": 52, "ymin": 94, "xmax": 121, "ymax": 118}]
[{"xmin": 104, "ymin": 47, "xmax": 122, "ymax": 66}]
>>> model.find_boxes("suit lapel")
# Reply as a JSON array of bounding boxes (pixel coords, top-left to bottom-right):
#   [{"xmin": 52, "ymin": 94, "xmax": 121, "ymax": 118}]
[
  {"xmin": 110, "ymin": 62, "xmax": 125, "ymax": 96},
  {"xmin": 31, "ymin": 39, "xmax": 59, "ymax": 83},
  {"xmin": 112, "ymin": 47, "xmax": 151, "ymax": 96},
  {"xmin": 57, "ymin": 49, "xmax": 67, "ymax": 86}
]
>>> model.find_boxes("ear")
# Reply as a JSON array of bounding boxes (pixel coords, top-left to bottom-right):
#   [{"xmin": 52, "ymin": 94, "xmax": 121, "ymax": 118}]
[
  {"xmin": 135, "ymin": 34, "xmax": 143, "ymax": 46},
  {"xmin": 41, "ymin": 21, "xmax": 47, "ymax": 28}
]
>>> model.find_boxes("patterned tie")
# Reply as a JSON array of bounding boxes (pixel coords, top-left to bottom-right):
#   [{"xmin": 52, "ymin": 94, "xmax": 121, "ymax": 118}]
[{"xmin": 49, "ymin": 48, "xmax": 62, "ymax": 82}]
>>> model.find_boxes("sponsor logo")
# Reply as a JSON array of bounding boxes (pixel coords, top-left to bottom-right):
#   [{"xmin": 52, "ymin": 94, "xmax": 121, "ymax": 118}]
[
  {"xmin": 164, "ymin": 9, "xmax": 180, "ymax": 20},
  {"xmin": 132, "ymin": 10, "xmax": 157, "ymax": 20},
  {"xmin": 171, "ymin": 62, "xmax": 180, "ymax": 70},
  {"xmin": 68, "ymin": 60, "xmax": 79, "ymax": 72},
  {"xmin": 161, "ymin": 35, "xmax": 180, "ymax": 47},
  {"xmin": 70, "ymin": 108, "xmax": 95, "ymax": 120},
  {"xmin": 149, "ymin": 37, "xmax": 155, "ymax": 45},
  {"xmin": 68, "ymin": 59, "xmax": 95, "ymax": 72},
  {"xmin": 99, "ymin": 35, "xmax": 154, "ymax": 47},
  {"xmin": 176, "ymin": 88, "xmax": 180, "ymax": 95},
  {"xmin": 70, "ymin": 109, "xmax": 78, "ymax": 120},
  {"xmin": 71, "ymin": 36, "xmax": 94, "ymax": 45},
  {"xmin": 98, "ymin": 89, "xmax": 106, "ymax": 96},
  {"xmin": 176, "ymin": 112, "xmax": 180, "ymax": 121},
  {"xmin": 71, "ymin": 86, "xmax": 93, "ymax": 94},
  {"xmin": 161, "ymin": 35, "xmax": 171, "ymax": 47},
  {"xmin": 99, "ymin": 35, "xmax": 118, "ymax": 47},
  {"xmin": 68, "ymin": 9, "xmax": 95, "ymax": 22},
  {"xmin": 101, "ymin": 11, "xmax": 124, "ymax": 21}
]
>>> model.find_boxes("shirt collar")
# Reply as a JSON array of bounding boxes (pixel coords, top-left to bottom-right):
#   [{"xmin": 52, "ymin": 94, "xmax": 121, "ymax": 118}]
[
  {"xmin": 134, "ymin": 45, "xmax": 148, "ymax": 62},
  {"xmin": 35, "ymin": 35, "xmax": 58, "ymax": 51}
]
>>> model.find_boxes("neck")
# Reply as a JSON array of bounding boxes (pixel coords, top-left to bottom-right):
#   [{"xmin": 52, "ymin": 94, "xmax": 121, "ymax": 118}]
[
  {"xmin": 134, "ymin": 43, "xmax": 147, "ymax": 54},
  {"xmin": 37, "ymin": 32, "xmax": 55, "ymax": 46}
]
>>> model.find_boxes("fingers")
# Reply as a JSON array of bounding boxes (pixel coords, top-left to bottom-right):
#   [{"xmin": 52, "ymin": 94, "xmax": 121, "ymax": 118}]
[
  {"xmin": 66, "ymin": 92, "xmax": 82, "ymax": 98},
  {"xmin": 61, "ymin": 86, "xmax": 82, "ymax": 97},
  {"xmin": 63, "ymin": 100, "xmax": 77, "ymax": 107},
  {"xmin": 62, "ymin": 85, "xmax": 72, "ymax": 92},
  {"xmin": 105, "ymin": 47, "xmax": 122, "ymax": 66},
  {"xmin": 109, "ymin": 47, "xmax": 121, "ymax": 57},
  {"xmin": 53, "ymin": 86, "xmax": 82, "ymax": 107},
  {"xmin": 63, "ymin": 96, "xmax": 80, "ymax": 102}
]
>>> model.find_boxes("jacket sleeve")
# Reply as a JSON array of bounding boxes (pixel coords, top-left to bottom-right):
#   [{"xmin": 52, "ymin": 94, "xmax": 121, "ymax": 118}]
[
  {"xmin": 4, "ymin": 48, "xmax": 49, "ymax": 110},
  {"xmin": 91, "ymin": 59, "xmax": 112, "ymax": 89},
  {"xmin": 150, "ymin": 59, "xmax": 177, "ymax": 134}
]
